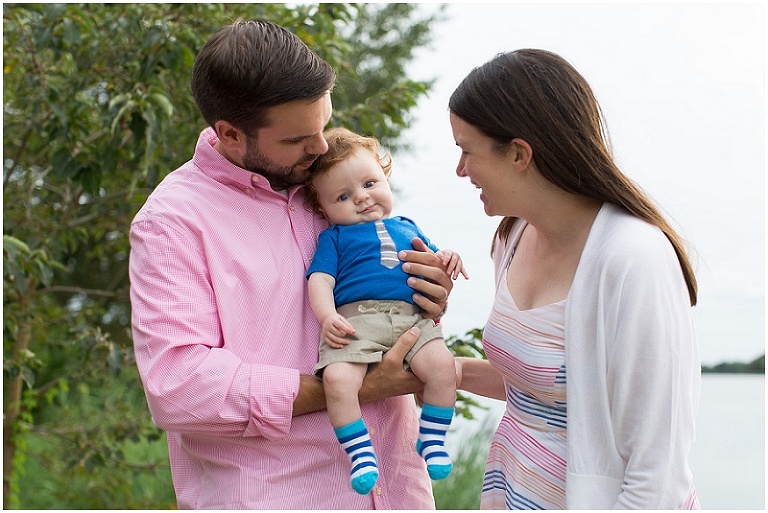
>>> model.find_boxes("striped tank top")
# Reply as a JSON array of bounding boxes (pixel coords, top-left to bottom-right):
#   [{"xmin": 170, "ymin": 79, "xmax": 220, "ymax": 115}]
[{"xmin": 480, "ymin": 275, "xmax": 567, "ymax": 510}]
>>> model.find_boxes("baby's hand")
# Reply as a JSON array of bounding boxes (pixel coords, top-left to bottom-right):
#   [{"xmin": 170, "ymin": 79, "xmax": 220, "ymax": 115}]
[
  {"xmin": 436, "ymin": 249, "xmax": 469, "ymax": 280},
  {"xmin": 321, "ymin": 313, "xmax": 356, "ymax": 349}
]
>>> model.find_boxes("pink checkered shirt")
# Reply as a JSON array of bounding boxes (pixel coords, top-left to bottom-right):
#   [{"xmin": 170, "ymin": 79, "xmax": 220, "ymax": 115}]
[{"xmin": 129, "ymin": 128, "xmax": 435, "ymax": 509}]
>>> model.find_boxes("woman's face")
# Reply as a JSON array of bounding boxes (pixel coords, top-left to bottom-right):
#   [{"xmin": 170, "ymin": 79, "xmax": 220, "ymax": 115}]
[{"xmin": 450, "ymin": 113, "xmax": 517, "ymax": 217}]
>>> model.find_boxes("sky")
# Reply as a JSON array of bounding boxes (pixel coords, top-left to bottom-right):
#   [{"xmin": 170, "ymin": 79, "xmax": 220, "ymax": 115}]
[{"xmin": 390, "ymin": 2, "xmax": 765, "ymax": 367}]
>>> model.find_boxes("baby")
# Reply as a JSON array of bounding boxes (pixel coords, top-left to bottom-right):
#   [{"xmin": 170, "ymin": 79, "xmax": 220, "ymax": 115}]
[{"xmin": 305, "ymin": 127, "xmax": 468, "ymax": 495}]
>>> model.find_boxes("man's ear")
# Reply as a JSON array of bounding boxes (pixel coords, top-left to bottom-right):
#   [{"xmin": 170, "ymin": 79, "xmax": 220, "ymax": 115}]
[{"xmin": 214, "ymin": 120, "xmax": 246, "ymax": 149}]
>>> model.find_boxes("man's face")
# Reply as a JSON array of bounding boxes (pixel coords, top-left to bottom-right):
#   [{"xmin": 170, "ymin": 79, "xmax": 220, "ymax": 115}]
[{"xmin": 242, "ymin": 92, "xmax": 332, "ymax": 191}]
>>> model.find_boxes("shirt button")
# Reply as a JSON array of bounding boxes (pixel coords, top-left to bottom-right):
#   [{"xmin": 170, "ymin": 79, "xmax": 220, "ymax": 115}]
[
  {"xmin": 369, "ymin": 428, "xmax": 375, "ymax": 436},
  {"xmin": 289, "ymin": 205, "xmax": 296, "ymax": 212},
  {"xmin": 375, "ymin": 487, "xmax": 382, "ymax": 496}
]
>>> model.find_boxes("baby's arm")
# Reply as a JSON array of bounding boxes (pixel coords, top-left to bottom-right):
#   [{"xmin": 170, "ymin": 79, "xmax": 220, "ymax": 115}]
[
  {"xmin": 307, "ymin": 272, "xmax": 356, "ymax": 348},
  {"xmin": 436, "ymin": 249, "xmax": 469, "ymax": 280}
]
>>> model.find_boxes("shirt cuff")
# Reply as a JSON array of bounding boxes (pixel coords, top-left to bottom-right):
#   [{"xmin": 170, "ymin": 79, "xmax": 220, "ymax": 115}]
[{"xmin": 242, "ymin": 365, "xmax": 301, "ymax": 440}]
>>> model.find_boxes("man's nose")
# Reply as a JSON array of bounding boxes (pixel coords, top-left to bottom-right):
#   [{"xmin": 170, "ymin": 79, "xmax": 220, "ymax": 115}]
[{"xmin": 307, "ymin": 133, "xmax": 328, "ymax": 155}]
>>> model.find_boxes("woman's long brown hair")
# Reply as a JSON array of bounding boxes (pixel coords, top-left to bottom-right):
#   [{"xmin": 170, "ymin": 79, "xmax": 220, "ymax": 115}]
[{"xmin": 449, "ymin": 49, "xmax": 697, "ymax": 305}]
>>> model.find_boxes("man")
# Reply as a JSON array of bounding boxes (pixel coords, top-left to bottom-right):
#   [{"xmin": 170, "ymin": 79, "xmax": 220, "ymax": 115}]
[{"xmin": 129, "ymin": 20, "xmax": 453, "ymax": 509}]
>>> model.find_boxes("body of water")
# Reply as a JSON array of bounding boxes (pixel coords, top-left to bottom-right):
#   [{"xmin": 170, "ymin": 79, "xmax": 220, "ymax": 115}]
[{"xmin": 448, "ymin": 374, "xmax": 765, "ymax": 509}]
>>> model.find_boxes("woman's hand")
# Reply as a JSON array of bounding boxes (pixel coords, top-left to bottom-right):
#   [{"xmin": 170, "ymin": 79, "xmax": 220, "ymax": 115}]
[{"xmin": 399, "ymin": 238, "xmax": 453, "ymax": 319}]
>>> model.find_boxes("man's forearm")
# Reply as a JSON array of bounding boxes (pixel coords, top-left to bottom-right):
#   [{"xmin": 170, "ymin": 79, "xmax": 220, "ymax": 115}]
[
  {"xmin": 292, "ymin": 374, "xmax": 328, "ymax": 417},
  {"xmin": 293, "ymin": 371, "xmax": 422, "ymax": 417},
  {"xmin": 293, "ymin": 326, "xmax": 425, "ymax": 417}
]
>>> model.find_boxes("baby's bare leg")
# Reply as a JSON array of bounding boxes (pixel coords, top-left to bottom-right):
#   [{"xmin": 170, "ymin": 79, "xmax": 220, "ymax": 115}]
[
  {"xmin": 408, "ymin": 338, "xmax": 456, "ymax": 480},
  {"xmin": 323, "ymin": 361, "xmax": 379, "ymax": 494},
  {"xmin": 408, "ymin": 338, "xmax": 457, "ymax": 408},
  {"xmin": 322, "ymin": 361, "xmax": 368, "ymax": 428}
]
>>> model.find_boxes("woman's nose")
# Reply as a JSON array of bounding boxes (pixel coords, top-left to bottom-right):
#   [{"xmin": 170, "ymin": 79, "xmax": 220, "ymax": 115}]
[{"xmin": 456, "ymin": 160, "xmax": 467, "ymax": 177}]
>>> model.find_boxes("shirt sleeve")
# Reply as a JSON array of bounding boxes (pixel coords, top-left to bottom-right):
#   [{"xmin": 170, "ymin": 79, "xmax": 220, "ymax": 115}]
[
  {"xmin": 400, "ymin": 216, "xmax": 441, "ymax": 253},
  {"xmin": 129, "ymin": 218, "xmax": 300, "ymax": 440},
  {"xmin": 603, "ymin": 229, "xmax": 700, "ymax": 508}
]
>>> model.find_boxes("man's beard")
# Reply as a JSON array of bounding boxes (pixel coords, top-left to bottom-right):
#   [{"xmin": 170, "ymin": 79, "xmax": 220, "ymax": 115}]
[{"xmin": 242, "ymin": 140, "xmax": 315, "ymax": 191}]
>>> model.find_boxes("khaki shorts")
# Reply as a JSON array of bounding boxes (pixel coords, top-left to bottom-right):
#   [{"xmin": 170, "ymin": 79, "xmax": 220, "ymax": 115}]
[{"xmin": 314, "ymin": 299, "xmax": 444, "ymax": 376}]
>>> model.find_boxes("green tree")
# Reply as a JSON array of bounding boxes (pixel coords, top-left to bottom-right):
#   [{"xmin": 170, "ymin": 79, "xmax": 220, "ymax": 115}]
[{"xmin": 3, "ymin": 3, "xmax": 445, "ymax": 508}]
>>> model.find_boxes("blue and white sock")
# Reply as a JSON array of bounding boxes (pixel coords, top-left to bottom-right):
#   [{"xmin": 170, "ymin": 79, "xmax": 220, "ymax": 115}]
[
  {"xmin": 416, "ymin": 403, "xmax": 454, "ymax": 480},
  {"xmin": 335, "ymin": 418, "xmax": 379, "ymax": 494}
]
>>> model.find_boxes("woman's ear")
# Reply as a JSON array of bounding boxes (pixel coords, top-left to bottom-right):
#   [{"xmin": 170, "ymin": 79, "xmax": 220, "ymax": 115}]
[{"xmin": 510, "ymin": 138, "xmax": 534, "ymax": 169}]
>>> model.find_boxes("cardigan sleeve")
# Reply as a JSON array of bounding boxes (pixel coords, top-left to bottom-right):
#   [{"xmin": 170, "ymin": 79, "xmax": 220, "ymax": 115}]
[
  {"xmin": 607, "ymin": 225, "xmax": 699, "ymax": 508},
  {"xmin": 566, "ymin": 205, "xmax": 700, "ymax": 509}
]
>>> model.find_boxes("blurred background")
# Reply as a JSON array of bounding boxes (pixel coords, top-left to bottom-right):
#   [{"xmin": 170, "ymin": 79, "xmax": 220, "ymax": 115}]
[{"xmin": 3, "ymin": 3, "xmax": 763, "ymax": 509}]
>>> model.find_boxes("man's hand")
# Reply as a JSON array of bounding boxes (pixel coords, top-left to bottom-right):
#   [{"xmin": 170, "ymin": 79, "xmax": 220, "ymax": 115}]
[
  {"xmin": 359, "ymin": 326, "xmax": 424, "ymax": 403},
  {"xmin": 399, "ymin": 237, "xmax": 453, "ymax": 319},
  {"xmin": 296, "ymin": 327, "xmax": 426, "ymax": 417}
]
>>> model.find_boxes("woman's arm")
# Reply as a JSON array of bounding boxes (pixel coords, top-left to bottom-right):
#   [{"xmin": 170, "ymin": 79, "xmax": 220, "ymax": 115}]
[
  {"xmin": 609, "ymin": 241, "xmax": 700, "ymax": 509},
  {"xmin": 456, "ymin": 357, "xmax": 506, "ymax": 401}
]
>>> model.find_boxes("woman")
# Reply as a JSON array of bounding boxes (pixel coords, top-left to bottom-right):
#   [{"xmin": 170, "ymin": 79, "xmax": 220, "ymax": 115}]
[{"xmin": 450, "ymin": 49, "xmax": 700, "ymax": 509}]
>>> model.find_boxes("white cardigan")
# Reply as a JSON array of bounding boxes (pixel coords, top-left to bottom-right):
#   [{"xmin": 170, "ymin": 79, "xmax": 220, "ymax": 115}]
[{"xmin": 492, "ymin": 203, "xmax": 700, "ymax": 509}]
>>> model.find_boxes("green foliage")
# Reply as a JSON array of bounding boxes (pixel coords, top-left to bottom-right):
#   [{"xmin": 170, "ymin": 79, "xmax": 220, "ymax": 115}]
[
  {"xmin": 433, "ymin": 415, "xmax": 496, "ymax": 509},
  {"xmin": 702, "ymin": 354, "xmax": 765, "ymax": 374},
  {"xmin": 3, "ymin": 3, "xmax": 443, "ymax": 508},
  {"xmin": 329, "ymin": 3, "xmax": 444, "ymax": 151},
  {"xmin": 19, "ymin": 372, "xmax": 175, "ymax": 509},
  {"xmin": 446, "ymin": 328, "xmax": 490, "ymax": 420}
]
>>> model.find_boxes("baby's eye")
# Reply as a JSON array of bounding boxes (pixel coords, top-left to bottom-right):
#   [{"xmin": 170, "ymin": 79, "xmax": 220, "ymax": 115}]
[
  {"xmin": 337, "ymin": 193, "xmax": 349, "ymax": 202},
  {"xmin": 364, "ymin": 180, "xmax": 375, "ymax": 188}
]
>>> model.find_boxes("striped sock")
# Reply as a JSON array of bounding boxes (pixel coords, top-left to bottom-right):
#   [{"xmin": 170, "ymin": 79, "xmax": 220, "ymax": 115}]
[
  {"xmin": 416, "ymin": 403, "xmax": 454, "ymax": 480},
  {"xmin": 335, "ymin": 418, "xmax": 379, "ymax": 494}
]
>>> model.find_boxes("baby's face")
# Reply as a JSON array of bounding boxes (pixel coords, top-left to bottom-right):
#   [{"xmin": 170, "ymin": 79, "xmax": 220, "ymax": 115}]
[{"xmin": 313, "ymin": 148, "xmax": 394, "ymax": 225}]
